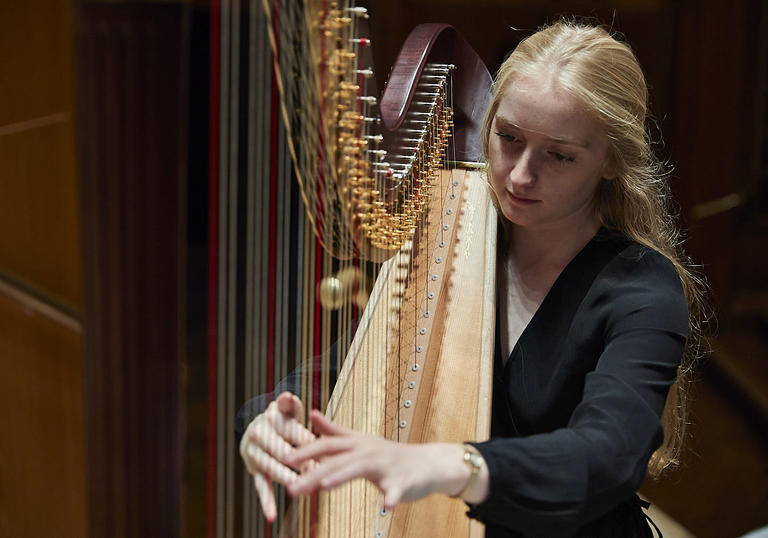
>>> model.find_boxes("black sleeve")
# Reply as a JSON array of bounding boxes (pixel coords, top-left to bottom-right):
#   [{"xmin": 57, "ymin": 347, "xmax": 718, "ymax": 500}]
[{"xmin": 467, "ymin": 251, "xmax": 688, "ymax": 534}]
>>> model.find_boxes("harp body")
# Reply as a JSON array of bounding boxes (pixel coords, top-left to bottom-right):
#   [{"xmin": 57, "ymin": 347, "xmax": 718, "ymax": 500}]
[{"xmin": 318, "ymin": 167, "xmax": 497, "ymax": 538}]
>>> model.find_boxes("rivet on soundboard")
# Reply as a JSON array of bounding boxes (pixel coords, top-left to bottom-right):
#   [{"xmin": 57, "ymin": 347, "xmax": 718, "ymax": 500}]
[
  {"xmin": 428, "ymin": 292, "xmax": 435, "ymax": 299},
  {"xmin": 453, "ymin": 181, "xmax": 459, "ymax": 186},
  {"xmin": 376, "ymin": 531, "xmax": 383, "ymax": 538},
  {"xmin": 446, "ymin": 209, "xmax": 453, "ymax": 215},
  {"xmin": 404, "ymin": 400, "xmax": 412, "ymax": 408},
  {"xmin": 408, "ymin": 381, "xmax": 416, "ymax": 388},
  {"xmin": 424, "ymin": 310, "xmax": 431, "ymax": 318},
  {"xmin": 439, "ymin": 241, "xmax": 446, "ymax": 248},
  {"xmin": 412, "ymin": 363, "xmax": 420, "ymax": 371},
  {"xmin": 431, "ymin": 274, "xmax": 438, "ymax": 281},
  {"xmin": 450, "ymin": 193, "xmax": 456, "ymax": 200},
  {"xmin": 399, "ymin": 420, "xmax": 407, "ymax": 428},
  {"xmin": 420, "ymin": 328, "xmax": 427, "ymax": 335},
  {"xmin": 443, "ymin": 224, "xmax": 449, "ymax": 231},
  {"xmin": 416, "ymin": 345, "xmax": 423, "ymax": 353},
  {"xmin": 435, "ymin": 257, "xmax": 442, "ymax": 264}
]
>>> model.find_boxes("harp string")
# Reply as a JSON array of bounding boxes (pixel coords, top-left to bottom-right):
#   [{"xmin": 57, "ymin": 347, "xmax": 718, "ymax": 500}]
[{"xmin": 211, "ymin": 1, "xmax": 462, "ymax": 536}]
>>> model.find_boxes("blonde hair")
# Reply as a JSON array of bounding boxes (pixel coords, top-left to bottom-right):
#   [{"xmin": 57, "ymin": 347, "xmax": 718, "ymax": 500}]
[{"xmin": 482, "ymin": 19, "xmax": 710, "ymax": 477}]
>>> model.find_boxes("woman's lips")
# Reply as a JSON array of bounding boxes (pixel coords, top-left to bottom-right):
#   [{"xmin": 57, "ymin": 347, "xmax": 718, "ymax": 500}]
[{"xmin": 507, "ymin": 191, "xmax": 540, "ymax": 205}]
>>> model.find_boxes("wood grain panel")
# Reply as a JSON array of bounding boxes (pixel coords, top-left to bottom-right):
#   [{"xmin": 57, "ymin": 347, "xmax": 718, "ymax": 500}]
[
  {"xmin": 0, "ymin": 120, "xmax": 81, "ymax": 310},
  {"xmin": 0, "ymin": 2, "xmax": 74, "ymax": 126},
  {"xmin": 0, "ymin": 282, "xmax": 86, "ymax": 538}
]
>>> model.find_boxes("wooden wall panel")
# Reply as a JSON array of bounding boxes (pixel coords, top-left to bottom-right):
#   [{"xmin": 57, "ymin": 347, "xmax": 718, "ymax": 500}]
[
  {"xmin": 0, "ymin": 2, "xmax": 74, "ymax": 126},
  {"xmin": 0, "ymin": 121, "xmax": 81, "ymax": 309},
  {"xmin": 0, "ymin": 1, "xmax": 81, "ymax": 311},
  {"xmin": 0, "ymin": 1, "xmax": 86, "ymax": 537},
  {"xmin": 0, "ymin": 282, "xmax": 86, "ymax": 538}
]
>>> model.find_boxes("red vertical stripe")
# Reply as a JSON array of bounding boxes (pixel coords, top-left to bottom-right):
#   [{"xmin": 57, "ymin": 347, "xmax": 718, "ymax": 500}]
[{"xmin": 206, "ymin": 1, "xmax": 220, "ymax": 537}]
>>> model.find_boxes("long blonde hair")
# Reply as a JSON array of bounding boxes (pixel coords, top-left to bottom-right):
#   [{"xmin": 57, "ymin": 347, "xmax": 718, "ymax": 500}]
[{"xmin": 482, "ymin": 19, "xmax": 710, "ymax": 477}]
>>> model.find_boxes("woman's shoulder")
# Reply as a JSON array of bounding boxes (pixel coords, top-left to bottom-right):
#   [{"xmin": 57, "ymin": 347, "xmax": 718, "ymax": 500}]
[
  {"xmin": 591, "ymin": 228, "xmax": 681, "ymax": 284},
  {"xmin": 587, "ymin": 228, "xmax": 688, "ymax": 331}
]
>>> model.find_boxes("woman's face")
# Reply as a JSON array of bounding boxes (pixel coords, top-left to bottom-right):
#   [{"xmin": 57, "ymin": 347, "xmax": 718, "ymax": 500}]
[{"xmin": 488, "ymin": 74, "xmax": 614, "ymax": 232}]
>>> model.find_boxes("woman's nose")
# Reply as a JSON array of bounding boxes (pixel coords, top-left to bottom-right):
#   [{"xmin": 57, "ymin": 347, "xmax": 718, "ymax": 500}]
[{"xmin": 508, "ymin": 149, "xmax": 536, "ymax": 187}]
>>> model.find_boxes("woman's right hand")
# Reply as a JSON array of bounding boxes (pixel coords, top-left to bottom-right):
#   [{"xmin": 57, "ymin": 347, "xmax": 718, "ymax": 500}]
[{"xmin": 239, "ymin": 391, "xmax": 316, "ymax": 521}]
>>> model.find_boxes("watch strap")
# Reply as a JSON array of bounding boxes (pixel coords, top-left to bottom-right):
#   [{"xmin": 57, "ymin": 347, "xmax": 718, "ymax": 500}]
[{"xmin": 453, "ymin": 444, "xmax": 483, "ymax": 499}]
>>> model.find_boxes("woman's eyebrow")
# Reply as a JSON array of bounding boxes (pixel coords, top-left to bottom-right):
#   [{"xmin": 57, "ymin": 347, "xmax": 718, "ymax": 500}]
[{"xmin": 495, "ymin": 114, "xmax": 590, "ymax": 148}]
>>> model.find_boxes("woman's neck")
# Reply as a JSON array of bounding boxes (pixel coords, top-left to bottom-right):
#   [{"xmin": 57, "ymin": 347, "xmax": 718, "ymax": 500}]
[{"xmin": 504, "ymin": 217, "xmax": 601, "ymax": 276}]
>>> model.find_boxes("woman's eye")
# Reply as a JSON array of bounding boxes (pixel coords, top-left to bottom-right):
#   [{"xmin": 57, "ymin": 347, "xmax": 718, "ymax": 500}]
[
  {"xmin": 495, "ymin": 131, "xmax": 517, "ymax": 142},
  {"xmin": 550, "ymin": 151, "xmax": 575, "ymax": 163}
]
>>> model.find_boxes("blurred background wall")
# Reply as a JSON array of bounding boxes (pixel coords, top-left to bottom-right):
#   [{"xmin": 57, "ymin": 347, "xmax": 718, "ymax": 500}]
[
  {"xmin": 0, "ymin": 1, "xmax": 86, "ymax": 536},
  {"xmin": 0, "ymin": 0, "xmax": 765, "ymax": 537}
]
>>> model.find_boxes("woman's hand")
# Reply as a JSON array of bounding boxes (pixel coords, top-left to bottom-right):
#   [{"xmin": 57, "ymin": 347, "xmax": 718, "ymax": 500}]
[
  {"xmin": 284, "ymin": 410, "xmax": 473, "ymax": 510},
  {"xmin": 239, "ymin": 392, "xmax": 316, "ymax": 521}
]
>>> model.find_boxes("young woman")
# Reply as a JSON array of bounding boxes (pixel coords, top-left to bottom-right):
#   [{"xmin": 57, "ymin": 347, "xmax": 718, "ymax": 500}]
[{"xmin": 240, "ymin": 19, "xmax": 707, "ymax": 536}]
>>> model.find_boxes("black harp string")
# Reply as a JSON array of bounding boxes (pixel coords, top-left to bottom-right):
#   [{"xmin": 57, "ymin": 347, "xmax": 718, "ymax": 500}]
[{"xmin": 217, "ymin": 0, "xmax": 234, "ymax": 537}]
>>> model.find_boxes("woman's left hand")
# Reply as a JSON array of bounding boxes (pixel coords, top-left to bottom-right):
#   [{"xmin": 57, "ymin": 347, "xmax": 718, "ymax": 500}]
[{"xmin": 284, "ymin": 410, "xmax": 469, "ymax": 510}]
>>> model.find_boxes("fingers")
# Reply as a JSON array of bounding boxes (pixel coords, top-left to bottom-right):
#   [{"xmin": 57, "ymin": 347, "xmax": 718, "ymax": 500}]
[
  {"xmin": 285, "ymin": 436, "xmax": 354, "ymax": 467},
  {"xmin": 245, "ymin": 444, "xmax": 299, "ymax": 486},
  {"xmin": 383, "ymin": 485, "xmax": 403, "ymax": 511},
  {"xmin": 309, "ymin": 409, "xmax": 350, "ymax": 437},
  {"xmin": 276, "ymin": 391, "xmax": 303, "ymax": 419},
  {"xmin": 264, "ymin": 396, "xmax": 315, "ymax": 448},
  {"xmin": 250, "ymin": 419, "xmax": 296, "ymax": 466},
  {"xmin": 288, "ymin": 450, "xmax": 366, "ymax": 496},
  {"xmin": 307, "ymin": 454, "xmax": 366, "ymax": 491},
  {"xmin": 270, "ymin": 407, "xmax": 315, "ymax": 448},
  {"xmin": 254, "ymin": 472, "xmax": 277, "ymax": 522}
]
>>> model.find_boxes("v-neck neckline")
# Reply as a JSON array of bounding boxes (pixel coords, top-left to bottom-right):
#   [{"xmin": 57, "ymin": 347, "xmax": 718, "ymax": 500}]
[{"xmin": 499, "ymin": 227, "xmax": 610, "ymax": 366}]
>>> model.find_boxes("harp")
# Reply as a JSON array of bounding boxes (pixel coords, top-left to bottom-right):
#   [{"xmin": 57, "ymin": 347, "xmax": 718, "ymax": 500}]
[{"xmin": 211, "ymin": 2, "xmax": 496, "ymax": 536}]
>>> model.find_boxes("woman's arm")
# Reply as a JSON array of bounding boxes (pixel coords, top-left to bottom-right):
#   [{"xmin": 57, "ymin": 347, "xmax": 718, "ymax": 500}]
[
  {"xmin": 286, "ymin": 410, "xmax": 491, "ymax": 508},
  {"xmin": 467, "ymin": 249, "xmax": 688, "ymax": 533}
]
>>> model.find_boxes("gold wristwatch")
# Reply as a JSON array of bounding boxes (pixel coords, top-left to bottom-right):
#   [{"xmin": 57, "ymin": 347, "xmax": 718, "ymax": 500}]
[{"xmin": 454, "ymin": 444, "xmax": 484, "ymax": 500}]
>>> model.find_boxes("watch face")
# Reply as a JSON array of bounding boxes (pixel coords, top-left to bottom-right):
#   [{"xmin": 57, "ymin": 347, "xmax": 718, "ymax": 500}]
[{"xmin": 468, "ymin": 452, "xmax": 483, "ymax": 468}]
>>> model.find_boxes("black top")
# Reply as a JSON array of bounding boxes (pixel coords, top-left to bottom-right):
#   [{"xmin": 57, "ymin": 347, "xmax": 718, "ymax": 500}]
[{"xmin": 467, "ymin": 228, "xmax": 688, "ymax": 537}]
